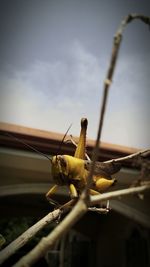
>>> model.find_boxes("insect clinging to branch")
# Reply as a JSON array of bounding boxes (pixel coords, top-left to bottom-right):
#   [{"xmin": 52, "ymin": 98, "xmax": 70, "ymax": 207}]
[
  {"xmin": 3, "ymin": 118, "xmax": 121, "ymax": 206},
  {"xmin": 46, "ymin": 118, "xmax": 121, "ymax": 203}
]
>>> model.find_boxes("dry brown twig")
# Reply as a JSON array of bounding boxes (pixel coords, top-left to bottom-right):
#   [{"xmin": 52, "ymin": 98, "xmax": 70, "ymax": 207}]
[
  {"xmin": 0, "ymin": 209, "xmax": 61, "ymax": 265},
  {"xmin": 0, "ymin": 178, "xmax": 149, "ymax": 265},
  {"xmin": 105, "ymin": 149, "xmax": 150, "ymax": 164},
  {"xmin": 0, "ymin": 13, "xmax": 149, "ymax": 267}
]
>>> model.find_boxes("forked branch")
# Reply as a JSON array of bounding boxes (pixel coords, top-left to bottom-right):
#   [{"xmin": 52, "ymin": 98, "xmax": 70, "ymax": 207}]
[
  {"xmin": 10, "ymin": 183, "xmax": 150, "ymax": 267},
  {"xmin": 0, "ymin": 209, "xmax": 61, "ymax": 265},
  {"xmin": 1, "ymin": 13, "xmax": 149, "ymax": 267},
  {"xmin": 0, "ymin": 149, "xmax": 149, "ymax": 265}
]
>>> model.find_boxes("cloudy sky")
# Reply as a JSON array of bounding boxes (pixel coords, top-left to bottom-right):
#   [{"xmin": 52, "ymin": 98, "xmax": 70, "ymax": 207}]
[{"xmin": 0, "ymin": 0, "xmax": 149, "ymax": 149}]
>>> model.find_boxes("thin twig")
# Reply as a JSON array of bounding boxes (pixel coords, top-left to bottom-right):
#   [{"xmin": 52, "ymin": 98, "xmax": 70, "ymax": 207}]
[
  {"xmin": 0, "ymin": 209, "xmax": 61, "ymax": 265},
  {"xmin": 13, "ymin": 199, "xmax": 87, "ymax": 267},
  {"xmin": 0, "ymin": 200, "xmax": 78, "ymax": 265},
  {"xmin": 1, "ymin": 181, "xmax": 150, "ymax": 265},
  {"xmin": 91, "ymin": 182, "xmax": 150, "ymax": 205},
  {"xmin": 12, "ymin": 183, "xmax": 150, "ymax": 267},
  {"xmin": 105, "ymin": 149, "xmax": 150, "ymax": 163}
]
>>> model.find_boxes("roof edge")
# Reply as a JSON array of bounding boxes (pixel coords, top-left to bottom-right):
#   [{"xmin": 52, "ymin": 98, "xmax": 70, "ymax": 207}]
[{"xmin": 0, "ymin": 122, "xmax": 139, "ymax": 162}]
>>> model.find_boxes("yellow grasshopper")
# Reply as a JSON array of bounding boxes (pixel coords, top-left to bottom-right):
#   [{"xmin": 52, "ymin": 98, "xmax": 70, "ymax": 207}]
[
  {"xmin": 46, "ymin": 118, "xmax": 121, "ymax": 203},
  {"xmin": 4, "ymin": 118, "xmax": 120, "ymax": 207}
]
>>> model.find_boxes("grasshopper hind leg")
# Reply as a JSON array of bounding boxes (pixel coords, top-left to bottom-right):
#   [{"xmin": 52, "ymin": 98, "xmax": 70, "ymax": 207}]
[{"xmin": 89, "ymin": 189, "xmax": 110, "ymax": 214}]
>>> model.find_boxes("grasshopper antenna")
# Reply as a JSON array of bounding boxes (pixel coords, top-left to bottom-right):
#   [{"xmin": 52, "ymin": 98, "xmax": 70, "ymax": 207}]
[
  {"xmin": 3, "ymin": 132, "xmax": 52, "ymax": 162},
  {"xmin": 56, "ymin": 123, "xmax": 72, "ymax": 158}
]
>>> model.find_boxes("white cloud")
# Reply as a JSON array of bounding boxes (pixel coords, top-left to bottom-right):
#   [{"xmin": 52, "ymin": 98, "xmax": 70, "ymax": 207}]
[
  {"xmin": 0, "ymin": 41, "xmax": 102, "ymax": 134},
  {"xmin": 0, "ymin": 40, "xmax": 149, "ymax": 149}
]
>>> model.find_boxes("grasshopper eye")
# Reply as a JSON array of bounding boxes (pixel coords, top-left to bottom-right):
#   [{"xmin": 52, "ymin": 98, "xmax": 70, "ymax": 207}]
[
  {"xmin": 84, "ymin": 160, "xmax": 90, "ymax": 170},
  {"xmin": 60, "ymin": 156, "xmax": 67, "ymax": 168}
]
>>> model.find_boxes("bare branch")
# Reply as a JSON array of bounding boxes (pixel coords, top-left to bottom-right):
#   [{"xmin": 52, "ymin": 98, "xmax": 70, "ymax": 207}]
[
  {"xmin": 1, "ymin": 182, "xmax": 150, "ymax": 265},
  {"xmin": 105, "ymin": 149, "xmax": 150, "ymax": 164},
  {"xmin": 12, "ymin": 183, "xmax": 150, "ymax": 267},
  {"xmin": 0, "ymin": 209, "xmax": 61, "ymax": 265},
  {"xmin": 0, "ymin": 199, "xmax": 78, "ymax": 265},
  {"xmin": 91, "ymin": 182, "xmax": 150, "ymax": 205},
  {"xmin": 12, "ymin": 199, "xmax": 87, "ymax": 267}
]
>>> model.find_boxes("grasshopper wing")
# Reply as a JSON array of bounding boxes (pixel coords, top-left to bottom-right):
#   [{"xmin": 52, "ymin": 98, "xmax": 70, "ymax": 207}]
[{"xmin": 84, "ymin": 160, "xmax": 121, "ymax": 178}]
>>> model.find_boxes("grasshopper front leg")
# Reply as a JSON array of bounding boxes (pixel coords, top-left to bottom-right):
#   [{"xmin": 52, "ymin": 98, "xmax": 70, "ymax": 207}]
[
  {"xmin": 46, "ymin": 185, "xmax": 60, "ymax": 206},
  {"xmin": 69, "ymin": 184, "xmax": 78, "ymax": 198}
]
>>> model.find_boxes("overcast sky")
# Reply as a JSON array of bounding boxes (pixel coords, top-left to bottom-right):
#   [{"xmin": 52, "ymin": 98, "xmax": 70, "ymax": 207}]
[{"xmin": 0, "ymin": 0, "xmax": 149, "ymax": 149}]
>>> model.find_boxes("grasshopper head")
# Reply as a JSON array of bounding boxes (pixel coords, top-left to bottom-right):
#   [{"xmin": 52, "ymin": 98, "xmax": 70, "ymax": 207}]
[{"xmin": 51, "ymin": 155, "xmax": 86, "ymax": 185}]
